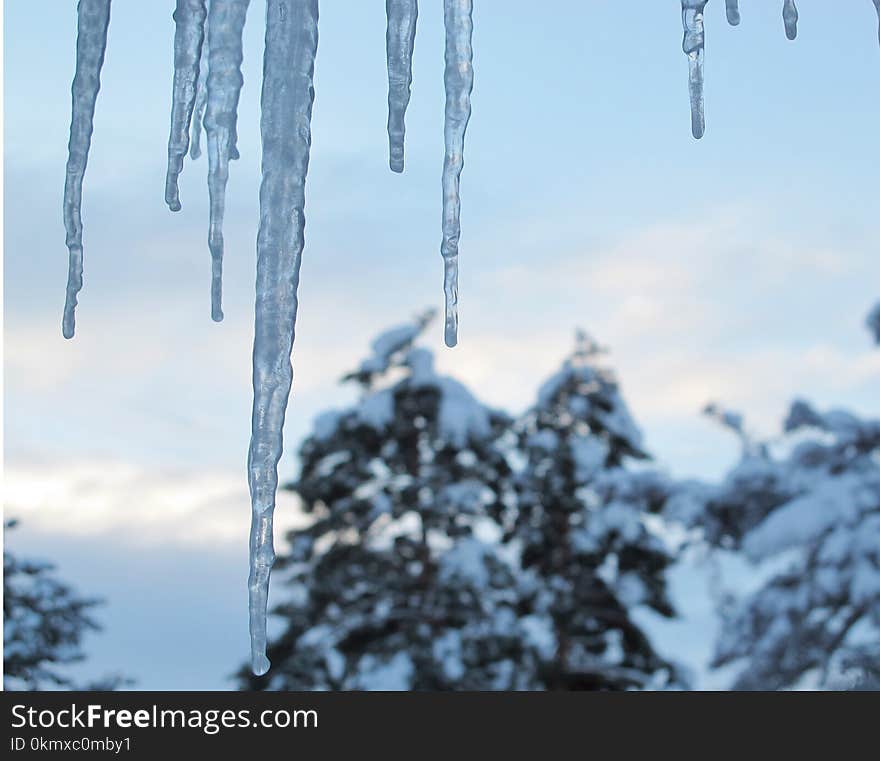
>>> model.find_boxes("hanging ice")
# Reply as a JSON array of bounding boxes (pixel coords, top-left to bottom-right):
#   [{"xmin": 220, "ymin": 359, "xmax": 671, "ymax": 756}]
[
  {"xmin": 246, "ymin": 0, "xmax": 319, "ymax": 677},
  {"xmin": 440, "ymin": 0, "xmax": 474, "ymax": 348},
  {"xmin": 725, "ymin": 0, "xmax": 740, "ymax": 26},
  {"xmin": 58, "ymin": 0, "xmax": 880, "ymax": 679},
  {"xmin": 681, "ymin": 1, "xmax": 708, "ymax": 140},
  {"xmin": 164, "ymin": 0, "xmax": 208, "ymax": 212},
  {"xmin": 875, "ymin": 0, "xmax": 880, "ymax": 47},
  {"xmin": 385, "ymin": 0, "xmax": 418, "ymax": 173},
  {"xmin": 190, "ymin": 43, "xmax": 209, "ymax": 160},
  {"xmin": 783, "ymin": 0, "xmax": 798, "ymax": 41},
  {"xmin": 62, "ymin": 0, "xmax": 111, "ymax": 340},
  {"xmin": 205, "ymin": 0, "xmax": 251, "ymax": 322}
]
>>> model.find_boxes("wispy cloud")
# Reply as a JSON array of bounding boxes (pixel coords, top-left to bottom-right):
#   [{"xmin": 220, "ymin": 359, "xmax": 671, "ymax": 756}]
[{"xmin": 4, "ymin": 458, "xmax": 306, "ymax": 548}]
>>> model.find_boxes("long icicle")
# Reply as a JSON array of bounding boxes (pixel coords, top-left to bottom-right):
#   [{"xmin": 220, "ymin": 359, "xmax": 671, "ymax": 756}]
[
  {"xmin": 440, "ymin": 0, "xmax": 473, "ymax": 348},
  {"xmin": 165, "ymin": 0, "xmax": 207, "ymax": 212},
  {"xmin": 62, "ymin": 0, "xmax": 112, "ymax": 340},
  {"xmin": 247, "ymin": 0, "xmax": 319, "ymax": 677},
  {"xmin": 725, "ymin": 0, "xmax": 740, "ymax": 26},
  {"xmin": 190, "ymin": 42, "xmax": 209, "ymax": 160},
  {"xmin": 681, "ymin": 1, "xmax": 708, "ymax": 140},
  {"xmin": 783, "ymin": 0, "xmax": 798, "ymax": 41},
  {"xmin": 204, "ymin": 0, "xmax": 251, "ymax": 322},
  {"xmin": 385, "ymin": 0, "xmax": 418, "ymax": 173}
]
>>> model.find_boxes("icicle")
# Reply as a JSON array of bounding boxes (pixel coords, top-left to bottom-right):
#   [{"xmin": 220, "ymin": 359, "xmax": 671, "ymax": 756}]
[
  {"xmin": 681, "ymin": 1, "xmax": 708, "ymax": 140},
  {"xmin": 165, "ymin": 0, "xmax": 208, "ymax": 212},
  {"xmin": 385, "ymin": 0, "xmax": 418, "ymax": 173},
  {"xmin": 783, "ymin": 0, "xmax": 798, "ymax": 41},
  {"xmin": 440, "ymin": 0, "xmax": 473, "ymax": 348},
  {"xmin": 875, "ymin": 1, "xmax": 880, "ymax": 47},
  {"xmin": 190, "ymin": 43, "xmax": 208, "ymax": 160},
  {"xmin": 204, "ymin": 0, "xmax": 251, "ymax": 322},
  {"xmin": 725, "ymin": 0, "xmax": 740, "ymax": 26},
  {"xmin": 247, "ymin": 0, "xmax": 319, "ymax": 677},
  {"xmin": 62, "ymin": 0, "xmax": 112, "ymax": 340}
]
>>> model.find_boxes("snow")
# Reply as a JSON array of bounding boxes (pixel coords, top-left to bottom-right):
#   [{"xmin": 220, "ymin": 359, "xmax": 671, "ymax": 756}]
[
  {"xmin": 432, "ymin": 629, "xmax": 466, "ymax": 681},
  {"xmin": 246, "ymin": 0, "xmax": 319, "ymax": 677},
  {"xmin": 385, "ymin": 0, "xmax": 418, "ymax": 173},
  {"xmin": 354, "ymin": 651, "xmax": 414, "ymax": 691},
  {"xmin": 520, "ymin": 614, "xmax": 556, "ymax": 660},
  {"xmin": 438, "ymin": 536, "xmax": 491, "ymax": 588},
  {"xmin": 62, "ymin": 0, "xmax": 112, "ymax": 340},
  {"xmin": 313, "ymin": 409, "xmax": 344, "ymax": 441},
  {"xmin": 357, "ymin": 389, "xmax": 396, "ymax": 430},
  {"xmin": 406, "ymin": 347, "xmax": 493, "ymax": 447},
  {"xmin": 570, "ymin": 435, "xmax": 608, "ymax": 481},
  {"xmin": 357, "ymin": 319, "xmax": 426, "ymax": 377},
  {"xmin": 440, "ymin": 0, "xmax": 474, "ymax": 348}
]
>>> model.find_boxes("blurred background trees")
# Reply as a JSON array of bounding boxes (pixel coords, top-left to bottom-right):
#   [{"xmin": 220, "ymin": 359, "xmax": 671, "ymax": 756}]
[
  {"xmin": 240, "ymin": 307, "xmax": 879, "ymax": 691},
  {"xmin": 7, "ymin": 308, "xmax": 877, "ymax": 691},
  {"xmin": 4, "ymin": 519, "xmax": 129, "ymax": 690},
  {"xmin": 240, "ymin": 313, "xmax": 685, "ymax": 690}
]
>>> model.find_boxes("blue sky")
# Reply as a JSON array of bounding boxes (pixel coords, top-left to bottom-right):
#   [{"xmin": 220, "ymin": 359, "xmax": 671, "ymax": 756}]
[{"xmin": 4, "ymin": 1, "xmax": 880, "ymax": 689}]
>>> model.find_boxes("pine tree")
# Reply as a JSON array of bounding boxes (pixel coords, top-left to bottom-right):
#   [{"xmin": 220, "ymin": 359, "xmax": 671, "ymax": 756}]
[
  {"xmin": 691, "ymin": 399, "xmax": 880, "ymax": 689},
  {"xmin": 509, "ymin": 332, "xmax": 682, "ymax": 689},
  {"xmin": 4, "ymin": 520, "xmax": 128, "ymax": 690},
  {"xmin": 241, "ymin": 311, "xmax": 529, "ymax": 690}
]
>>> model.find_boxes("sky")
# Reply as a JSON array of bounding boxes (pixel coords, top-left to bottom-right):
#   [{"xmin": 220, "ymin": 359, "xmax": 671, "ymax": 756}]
[{"xmin": 3, "ymin": 1, "xmax": 880, "ymax": 689}]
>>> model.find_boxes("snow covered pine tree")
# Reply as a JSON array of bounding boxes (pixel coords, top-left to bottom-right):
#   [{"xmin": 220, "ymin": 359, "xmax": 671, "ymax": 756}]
[
  {"xmin": 510, "ymin": 333, "xmax": 684, "ymax": 690},
  {"xmin": 239, "ymin": 311, "xmax": 527, "ymax": 690},
  {"xmin": 240, "ymin": 319, "xmax": 684, "ymax": 690},
  {"xmin": 681, "ymin": 317, "xmax": 880, "ymax": 690}
]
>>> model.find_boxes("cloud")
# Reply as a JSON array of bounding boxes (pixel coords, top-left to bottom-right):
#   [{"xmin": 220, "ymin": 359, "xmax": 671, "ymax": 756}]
[
  {"xmin": 444, "ymin": 209, "xmax": 880, "ymax": 465},
  {"xmin": 4, "ymin": 458, "xmax": 307, "ymax": 549}
]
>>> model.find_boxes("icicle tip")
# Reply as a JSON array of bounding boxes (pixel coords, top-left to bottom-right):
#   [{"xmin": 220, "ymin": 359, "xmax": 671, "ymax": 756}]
[{"xmin": 252, "ymin": 654, "xmax": 270, "ymax": 676}]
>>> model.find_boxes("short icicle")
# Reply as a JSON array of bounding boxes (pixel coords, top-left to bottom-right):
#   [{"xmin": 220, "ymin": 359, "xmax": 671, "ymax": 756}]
[
  {"xmin": 783, "ymin": 0, "xmax": 798, "ymax": 41},
  {"xmin": 725, "ymin": 0, "xmax": 740, "ymax": 26},
  {"xmin": 190, "ymin": 42, "xmax": 208, "ymax": 160},
  {"xmin": 247, "ymin": 0, "xmax": 319, "ymax": 677},
  {"xmin": 681, "ymin": 1, "xmax": 709, "ymax": 140},
  {"xmin": 874, "ymin": 1, "xmax": 880, "ymax": 47},
  {"xmin": 165, "ymin": 0, "xmax": 207, "ymax": 212},
  {"xmin": 204, "ymin": 0, "xmax": 251, "ymax": 322},
  {"xmin": 385, "ymin": 0, "xmax": 418, "ymax": 173},
  {"xmin": 62, "ymin": 0, "xmax": 112, "ymax": 340},
  {"xmin": 440, "ymin": 0, "xmax": 474, "ymax": 348}
]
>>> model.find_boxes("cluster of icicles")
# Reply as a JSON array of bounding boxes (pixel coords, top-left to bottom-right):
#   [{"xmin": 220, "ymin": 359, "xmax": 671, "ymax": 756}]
[{"xmin": 60, "ymin": 0, "xmax": 880, "ymax": 675}]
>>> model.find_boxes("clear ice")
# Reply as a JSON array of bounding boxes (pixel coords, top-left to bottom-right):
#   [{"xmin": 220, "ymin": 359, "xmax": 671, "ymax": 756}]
[
  {"xmin": 385, "ymin": 0, "xmax": 418, "ymax": 173},
  {"xmin": 440, "ymin": 0, "xmax": 474, "ymax": 348},
  {"xmin": 875, "ymin": 1, "xmax": 880, "ymax": 47},
  {"xmin": 59, "ymin": 0, "xmax": 880, "ymax": 679},
  {"xmin": 246, "ymin": 0, "xmax": 319, "ymax": 677},
  {"xmin": 725, "ymin": 0, "xmax": 740, "ymax": 26},
  {"xmin": 62, "ymin": 0, "xmax": 112, "ymax": 340},
  {"xmin": 205, "ymin": 0, "xmax": 251, "ymax": 322},
  {"xmin": 681, "ymin": 1, "xmax": 708, "ymax": 140},
  {"xmin": 190, "ymin": 43, "xmax": 209, "ymax": 160},
  {"xmin": 165, "ymin": 0, "xmax": 207, "ymax": 213},
  {"xmin": 783, "ymin": 0, "xmax": 798, "ymax": 41}
]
